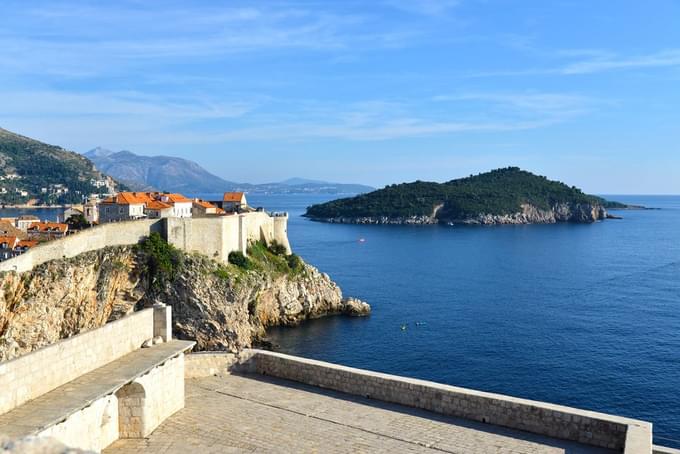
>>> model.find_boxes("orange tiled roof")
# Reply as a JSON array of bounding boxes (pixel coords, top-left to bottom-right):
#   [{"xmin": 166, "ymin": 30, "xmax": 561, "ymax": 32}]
[
  {"xmin": 17, "ymin": 240, "xmax": 38, "ymax": 249},
  {"xmin": 193, "ymin": 199, "xmax": 216, "ymax": 209},
  {"xmin": 102, "ymin": 192, "xmax": 154, "ymax": 205},
  {"xmin": 102, "ymin": 191, "xmax": 193, "ymax": 206},
  {"xmin": 0, "ymin": 236, "xmax": 18, "ymax": 248},
  {"xmin": 146, "ymin": 200, "xmax": 172, "ymax": 210},
  {"xmin": 27, "ymin": 222, "xmax": 68, "ymax": 233},
  {"xmin": 161, "ymin": 193, "xmax": 191, "ymax": 203},
  {"xmin": 223, "ymin": 192, "xmax": 245, "ymax": 202}
]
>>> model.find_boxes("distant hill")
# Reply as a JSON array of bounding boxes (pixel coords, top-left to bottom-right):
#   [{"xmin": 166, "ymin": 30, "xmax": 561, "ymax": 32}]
[
  {"xmin": 85, "ymin": 148, "xmax": 374, "ymax": 195},
  {"xmin": 305, "ymin": 167, "xmax": 629, "ymax": 225},
  {"xmin": 85, "ymin": 148, "xmax": 237, "ymax": 193},
  {"xmin": 0, "ymin": 128, "xmax": 121, "ymax": 205}
]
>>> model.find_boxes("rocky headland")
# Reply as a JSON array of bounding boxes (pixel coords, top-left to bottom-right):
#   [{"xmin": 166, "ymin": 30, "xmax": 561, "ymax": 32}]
[{"xmin": 0, "ymin": 240, "xmax": 369, "ymax": 361}]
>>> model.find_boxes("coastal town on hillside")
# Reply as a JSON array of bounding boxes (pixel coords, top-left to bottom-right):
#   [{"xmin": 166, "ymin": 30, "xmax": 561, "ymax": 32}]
[{"xmin": 0, "ymin": 190, "xmax": 252, "ymax": 262}]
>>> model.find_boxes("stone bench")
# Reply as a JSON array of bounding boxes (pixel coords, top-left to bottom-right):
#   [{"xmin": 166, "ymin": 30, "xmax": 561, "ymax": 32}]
[
  {"xmin": 0, "ymin": 306, "xmax": 194, "ymax": 452},
  {"xmin": 0, "ymin": 339, "xmax": 194, "ymax": 444}
]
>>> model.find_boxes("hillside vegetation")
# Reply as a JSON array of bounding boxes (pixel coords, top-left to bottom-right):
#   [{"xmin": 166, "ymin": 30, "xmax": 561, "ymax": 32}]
[
  {"xmin": 306, "ymin": 167, "xmax": 627, "ymax": 223},
  {"xmin": 0, "ymin": 128, "xmax": 119, "ymax": 204}
]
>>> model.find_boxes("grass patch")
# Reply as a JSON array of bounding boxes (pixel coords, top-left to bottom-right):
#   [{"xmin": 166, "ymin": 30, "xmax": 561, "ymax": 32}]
[{"xmin": 246, "ymin": 241, "xmax": 305, "ymax": 277}]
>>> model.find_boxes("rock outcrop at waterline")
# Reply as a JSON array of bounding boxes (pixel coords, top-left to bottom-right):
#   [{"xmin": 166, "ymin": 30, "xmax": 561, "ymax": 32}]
[
  {"xmin": 453, "ymin": 203, "xmax": 609, "ymax": 225},
  {"xmin": 0, "ymin": 245, "xmax": 369, "ymax": 361},
  {"xmin": 313, "ymin": 203, "xmax": 609, "ymax": 226}
]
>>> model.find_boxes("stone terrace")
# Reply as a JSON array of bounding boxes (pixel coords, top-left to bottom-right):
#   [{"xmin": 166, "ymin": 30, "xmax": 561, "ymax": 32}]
[{"xmin": 105, "ymin": 374, "xmax": 614, "ymax": 454}]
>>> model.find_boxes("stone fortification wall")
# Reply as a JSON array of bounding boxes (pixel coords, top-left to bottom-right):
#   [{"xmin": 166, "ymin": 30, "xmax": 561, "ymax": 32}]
[
  {"xmin": 0, "ymin": 213, "xmax": 291, "ymax": 274},
  {"xmin": 0, "ymin": 309, "xmax": 154, "ymax": 415},
  {"xmin": 164, "ymin": 216, "xmax": 242, "ymax": 262},
  {"xmin": 0, "ymin": 220, "xmax": 162, "ymax": 273},
  {"xmin": 164, "ymin": 212, "xmax": 291, "ymax": 262},
  {"xmin": 239, "ymin": 350, "xmax": 651, "ymax": 453}
]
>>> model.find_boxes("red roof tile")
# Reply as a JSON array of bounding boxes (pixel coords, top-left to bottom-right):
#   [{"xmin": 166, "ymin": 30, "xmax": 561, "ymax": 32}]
[{"xmin": 223, "ymin": 192, "xmax": 245, "ymax": 202}]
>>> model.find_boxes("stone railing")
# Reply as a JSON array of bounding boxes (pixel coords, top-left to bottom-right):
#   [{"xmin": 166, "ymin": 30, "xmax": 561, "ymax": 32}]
[
  {"xmin": 0, "ymin": 309, "xmax": 155, "ymax": 415},
  {"xmin": 231, "ymin": 349, "xmax": 652, "ymax": 453}
]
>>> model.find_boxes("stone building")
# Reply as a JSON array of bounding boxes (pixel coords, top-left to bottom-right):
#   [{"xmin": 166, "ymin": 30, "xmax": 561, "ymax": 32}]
[
  {"xmin": 222, "ymin": 192, "xmax": 248, "ymax": 212},
  {"xmin": 27, "ymin": 222, "xmax": 69, "ymax": 240},
  {"xmin": 99, "ymin": 192, "xmax": 194, "ymax": 223},
  {"xmin": 192, "ymin": 199, "xmax": 223, "ymax": 217}
]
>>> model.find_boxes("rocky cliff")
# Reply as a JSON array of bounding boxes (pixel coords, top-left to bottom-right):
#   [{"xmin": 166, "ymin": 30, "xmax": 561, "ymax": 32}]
[
  {"xmin": 449, "ymin": 203, "xmax": 609, "ymax": 225},
  {"xmin": 314, "ymin": 203, "xmax": 609, "ymax": 226},
  {"xmin": 0, "ymin": 244, "xmax": 369, "ymax": 361}
]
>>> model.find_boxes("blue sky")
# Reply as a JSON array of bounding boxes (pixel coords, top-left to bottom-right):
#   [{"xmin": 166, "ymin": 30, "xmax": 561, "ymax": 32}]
[{"xmin": 1, "ymin": 1, "xmax": 679, "ymax": 193}]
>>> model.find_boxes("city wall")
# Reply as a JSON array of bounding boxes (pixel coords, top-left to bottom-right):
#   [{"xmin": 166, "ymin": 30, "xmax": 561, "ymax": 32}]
[
  {"xmin": 0, "ymin": 212, "xmax": 291, "ymax": 273},
  {"xmin": 164, "ymin": 212, "xmax": 290, "ymax": 262}
]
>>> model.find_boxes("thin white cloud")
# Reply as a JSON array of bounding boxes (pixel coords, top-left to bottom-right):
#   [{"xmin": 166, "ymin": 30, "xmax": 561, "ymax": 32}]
[
  {"xmin": 433, "ymin": 92, "xmax": 596, "ymax": 117},
  {"xmin": 560, "ymin": 49, "xmax": 680, "ymax": 75},
  {"xmin": 0, "ymin": 2, "xmax": 425, "ymax": 80},
  {"xmin": 0, "ymin": 90, "xmax": 254, "ymax": 120},
  {"xmin": 0, "ymin": 87, "xmax": 592, "ymax": 147},
  {"xmin": 465, "ymin": 49, "xmax": 680, "ymax": 79}
]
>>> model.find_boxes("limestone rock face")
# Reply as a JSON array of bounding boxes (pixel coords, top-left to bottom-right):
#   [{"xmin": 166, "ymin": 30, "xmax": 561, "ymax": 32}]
[
  {"xmin": 0, "ymin": 247, "xmax": 369, "ymax": 360},
  {"xmin": 341, "ymin": 297, "xmax": 372, "ymax": 316},
  {"xmin": 454, "ymin": 203, "xmax": 608, "ymax": 225},
  {"xmin": 314, "ymin": 202, "xmax": 609, "ymax": 226},
  {"xmin": 0, "ymin": 247, "xmax": 142, "ymax": 361}
]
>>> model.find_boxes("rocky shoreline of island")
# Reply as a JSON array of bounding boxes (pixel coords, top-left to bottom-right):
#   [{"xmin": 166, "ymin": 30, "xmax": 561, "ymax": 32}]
[{"xmin": 307, "ymin": 202, "xmax": 619, "ymax": 226}]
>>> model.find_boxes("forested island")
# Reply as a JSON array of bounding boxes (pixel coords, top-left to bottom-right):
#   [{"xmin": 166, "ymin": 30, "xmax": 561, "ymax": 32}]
[{"xmin": 305, "ymin": 167, "xmax": 633, "ymax": 226}]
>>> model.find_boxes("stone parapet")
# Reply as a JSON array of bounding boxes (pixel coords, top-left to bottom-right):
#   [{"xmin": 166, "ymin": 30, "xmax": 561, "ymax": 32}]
[
  {"xmin": 0, "ymin": 309, "xmax": 154, "ymax": 415},
  {"xmin": 184, "ymin": 352, "xmax": 240, "ymax": 378},
  {"xmin": 242, "ymin": 349, "xmax": 653, "ymax": 453}
]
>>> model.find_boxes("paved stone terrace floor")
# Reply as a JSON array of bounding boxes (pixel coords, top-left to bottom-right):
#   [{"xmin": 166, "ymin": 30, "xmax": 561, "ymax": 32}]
[{"xmin": 105, "ymin": 374, "xmax": 616, "ymax": 454}]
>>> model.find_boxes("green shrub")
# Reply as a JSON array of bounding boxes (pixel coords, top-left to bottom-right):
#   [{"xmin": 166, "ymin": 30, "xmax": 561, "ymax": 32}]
[
  {"xmin": 268, "ymin": 241, "xmax": 288, "ymax": 256},
  {"xmin": 137, "ymin": 232, "xmax": 183, "ymax": 288},
  {"xmin": 228, "ymin": 251, "xmax": 251, "ymax": 269},
  {"xmin": 286, "ymin": 254, "xmax": 303, "ymax": 271}
]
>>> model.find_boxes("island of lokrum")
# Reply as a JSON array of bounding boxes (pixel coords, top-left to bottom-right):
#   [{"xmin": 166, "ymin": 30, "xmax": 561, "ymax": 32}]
[{"xmin": 305, "ymin": 167, "xmax": 636, "ymax": 226}]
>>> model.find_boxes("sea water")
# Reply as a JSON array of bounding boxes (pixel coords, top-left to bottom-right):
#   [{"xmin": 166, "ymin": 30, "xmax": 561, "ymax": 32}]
[{"xmin": 258, "ymin": 194, "xmax": 680, "ymax": 448}]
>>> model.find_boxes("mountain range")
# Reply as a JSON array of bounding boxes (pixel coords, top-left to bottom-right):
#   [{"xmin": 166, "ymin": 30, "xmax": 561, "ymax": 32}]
[{"xmin": 85, "ymin": 148, "xmax": 374, "ymax": 195}]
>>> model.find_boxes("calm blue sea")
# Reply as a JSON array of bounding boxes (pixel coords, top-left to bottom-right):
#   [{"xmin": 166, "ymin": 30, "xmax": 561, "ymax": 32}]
[
  {"xmin": 254, "ymin": 194, "xmax": 680, "ymax": 448},
  {"xmin": 4, "ymin": 195, "xmax": 679, "ymax": 446}
]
